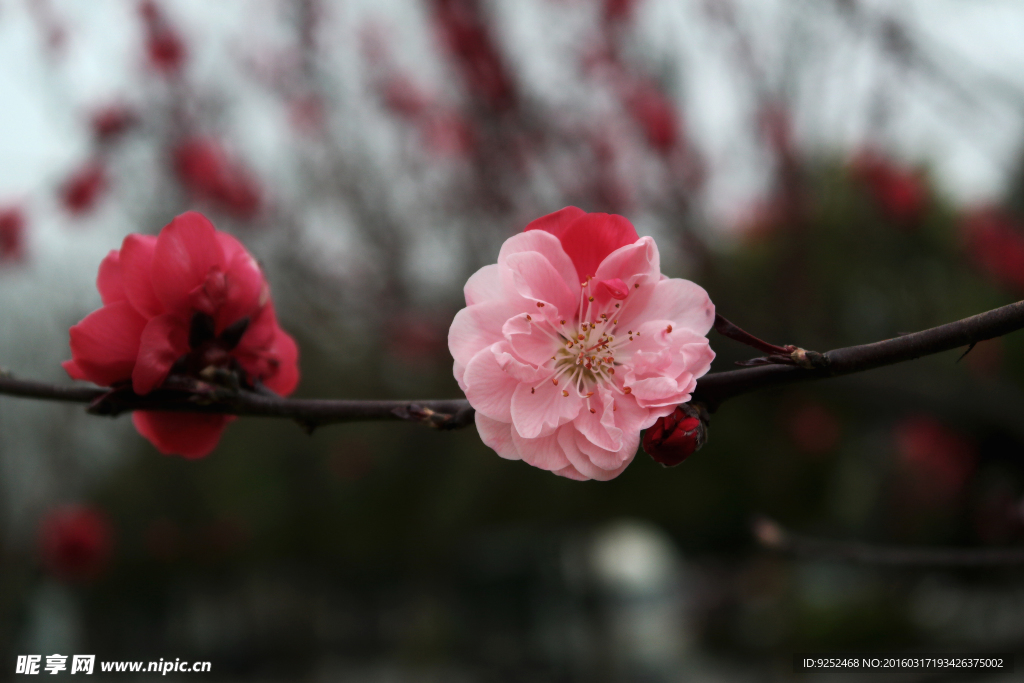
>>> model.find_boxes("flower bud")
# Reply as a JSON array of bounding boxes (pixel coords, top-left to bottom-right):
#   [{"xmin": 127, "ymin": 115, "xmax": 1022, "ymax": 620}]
[{"xmin": 642, "ymin": 404, "xmax": 706, "ymax": 467}]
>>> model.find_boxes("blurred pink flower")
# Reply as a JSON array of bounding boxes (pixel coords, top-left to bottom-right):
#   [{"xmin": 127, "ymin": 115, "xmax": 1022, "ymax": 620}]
[
  {"xmin": 39, "ymin": 505, "xmax": 113, "ymax": 583},
  {"xmin": 63, "ymin": 212, "xmax": 299, "ymax": 458},
  {"xmin": 449, "ymin": 207, "xmax": 715, "ymax": 480},
  {"xmin": 173, "ymin": 138, "xmax": 262, "ymax": 219},
  {"xmin": 0, "ymin": 206, "xmax": 25, "ymax": 263}
]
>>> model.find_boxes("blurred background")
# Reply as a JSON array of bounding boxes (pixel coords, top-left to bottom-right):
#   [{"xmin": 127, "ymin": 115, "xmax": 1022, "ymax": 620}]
[{"xmin": 3, "ymin": 0, "xmax": 1024, "ymax": 680}]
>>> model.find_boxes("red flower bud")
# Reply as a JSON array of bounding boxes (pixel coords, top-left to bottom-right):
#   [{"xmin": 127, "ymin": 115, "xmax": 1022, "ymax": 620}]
[{"xmin": 642, "ymin": 404, "xmax": 706, "ymax": 467}]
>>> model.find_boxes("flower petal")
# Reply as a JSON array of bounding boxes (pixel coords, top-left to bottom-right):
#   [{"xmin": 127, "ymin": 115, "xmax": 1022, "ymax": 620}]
[
  {"xmin": 132, "ymin": 313, "xmax": 189, "ymax": 395},
  {"xmin": 633, "ymin": 277, "xmax": 715, "ymax": 336},
  {"xmin": 501, "ymin": 250, "xmax": 577, "ymax": 321},
  {"xmin": 511, "ymin": 428, "xmax": 570, "ymax": 471},
  {"xmin": 523, "ymin": 206, "xmax": 586, "ymax": 240},
  {"xmin": 214, "ymin": 231, "xmax": 266, "ymax": 333},
  {"xmin": 151, "ymin": 212, "xmax": 226, "ymax": 316},
  {"xmin": 132, "ymin": 411, "xmax": 231, "ymax": 459},
  {"xmin": 498, "ymin": 229, "xmax": 580, "ymax": 298},
  {"xmin": 558, "ymin": 212, "xmax": 640, "ymax": 281},
  {"xmin": 96, "ymin": 249, "xmax": 126, "ymax": 305},
  {"xmin": 475, "ymin": 413, "xmax": 520, "ymax": 461},
  {"xmin": 448, "ymin": 299, "xmax": 520, "ymax": 388},
  {"xmin": 67, "ymin": 302, "xmax": 148, "ymax": 387},
  {"xmin": 510, "ymin": 374, "xmax": 582, "ymax": 439},
  {"xmin": 119, "ymin": 234, "xmax": 163, "ymax": 317},
  {"xmin": 463, "ymin": 345, "xmax": 519, "ymax": 422},
  {"xmin": 464, "ymin": 263, "xmax": 504, "ymax": 306}
]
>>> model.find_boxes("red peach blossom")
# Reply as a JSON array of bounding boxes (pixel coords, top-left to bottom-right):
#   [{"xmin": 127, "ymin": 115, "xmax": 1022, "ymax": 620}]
[
  {"xmin": 63, "ymin": 211, "xmax": 299, "ymax": 458},
  {"xmin": 91, "ymin": 105, "xmax": 137, "ymax": 143},
  {"xmin": 449, "ymin": 207, "xmax": 715, "ymax": 481},
  {"xmin": 0, "ymin": 206, "xmax": 25, "ymax": 263},
  {"xmin": 39, "ymin": 505, "xmax": 113, "ymax": 583},
  {"xmin": 140, "ymin": 0, "xmax": 186, "ymax": 74},
  {"xmin": 961, "ymin": 206, "xmax": 1024, "ymax": 294},
  {"xmin": 851, "ymin": 150, "xmax": 927, "ymax": 225},
  {"xmin": 173, "ymin": 138, "xmax": 262, "ymax": 219},
  {"xmin": 431, "ymin": 0, "xmax": 516, "ymax": 111},
  {"xmin": 624, "ymin": 81, "xmax": 679, "ymax": 154},
  {"xmin": 60, "ymin": 161, "xmax": 108, "ymax": 216}
]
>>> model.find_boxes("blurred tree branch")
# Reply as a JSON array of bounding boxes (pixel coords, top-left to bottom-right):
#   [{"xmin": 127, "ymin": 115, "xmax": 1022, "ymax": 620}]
[
  {"xmin": 753, "ymin": 516, "xmax": 1024, "ymax": 567},
  {"xmin": 1, "ymin": 299, "xmax": 1023, "ymax": 431}
]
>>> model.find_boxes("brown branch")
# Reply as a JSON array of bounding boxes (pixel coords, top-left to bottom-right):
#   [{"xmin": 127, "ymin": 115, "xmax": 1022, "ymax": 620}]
[
  {"xmin": 693, "ymin": 299, "xmax": 1024, "ymax": 411},
  {"xmin": 1, "ymin": 299, "xmax": 1023, "ymax": 431},
  {"xmin": 754, "ymin": 517, "xmax": 1024, "ymax": 567}
]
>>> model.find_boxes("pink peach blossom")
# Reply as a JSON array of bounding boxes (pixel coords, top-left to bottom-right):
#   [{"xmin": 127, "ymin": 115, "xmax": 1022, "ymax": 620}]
[{"xmin": 449, "ymin": 207, "xmax": 715, "ymax": 481}]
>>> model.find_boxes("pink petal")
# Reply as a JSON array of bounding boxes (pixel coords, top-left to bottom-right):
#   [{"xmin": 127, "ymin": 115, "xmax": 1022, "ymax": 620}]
[
  {"xmin": 132, "ymin": 411, "xmax": 231, "ymax": 459},
  {"xmin": 502, "ymin": 314, "xmax": 558, "ymax": 367},
  {"xmin": 572, "ymin": 428, "xmax": 636, "ymax": 479},
  {"xmin": 634, "ymin": 277, "xmax": 715, "ymax": 336},
  {"xmin": 96, "ymin": 250, "xmax": 126, "ymax": 305},
  {"xmin": 556, "ymin": 426, "xmax": 628, "ymax": 481},
  {"xmin": 119, "ymin": 234, "xmax": 163, "ymax": 317},
  {"xmin": 463, "ymin": 345, "xmax": 519, "ymax": 422},
  {"xmin": 510, "ymin": 375, "xmax": 582, "ymax": 439},
  {"xmin": 511, "ymin": 429, "xmax": 570, "ymax": 471},
  {"xmin": 500, "ymin": 251, "xmax": 578, "ymax": 321},
  {"xmin": 464, "ymin": 264, "xmax": 504, "ymax": 306},
  {"xmin": 554, "ymin": 463, "xmax": 589, "ymax": 481},
  {"xmin": 497, "ymin": 229, "xmax": 580, "ymax": 299},
  {"xmin": 523, "ymin": 206, "xmax": 586, "ymax": 240},
  {"xmin": 132, "ymin": 313, "xmax": 188, "ymax": 395},
  {"xmin": 448, "ymin": 300, "xmax": 520, "ymax": 386},
  {"xmin": 474, "ymin": 413, "xmax": 520, "ymax": 461},
  {"xmin": 572, "ymin": 388, "xmax": 624, "ymax": 457},
  {"xmin": 67, "ymin": 302, "xmax": 148, "ymax": 387},
  {"xmin": 151, "ymin": 212, "xmax": 226, "ymax": 316},
  {"xmin": 558, "ymin": 212, "xmax": 640, "ymax": 281}
]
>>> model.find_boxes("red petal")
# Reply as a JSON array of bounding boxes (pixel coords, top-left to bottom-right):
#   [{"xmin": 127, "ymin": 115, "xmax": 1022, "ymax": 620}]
[
  {"xmin": 213, "ymin": 232, "xmax": 265, "ymax": 332},
  {"xmin": 67, "ymin": 302, "xmax": 148, "ymax": 386},
  {"xmin": 558, "ymin": 213, "xmax": 639, "ymax": 281},
  {"xmin": 598, "ymin": 277, "xmax": 629, "ymax": 300},
  {"xmin": 62, "ymin": 359, "xmax": 88, "ymax": 381},
  {"xmin": 119, "ymin": 234, "xmax": 163, "ymax": 317},
  {"xmin": 132, "ymin": 313, "xmax": 188, "ymax": 395},
  {"xmin": 261, "ymin": 327, "xmax": 300, "ymax": 396},
  {"xmin": 132, "ymin": 411, "xmax": 231, "ymax": 459},
  {"xmin": 96, "ymin": 250, "xmax": 126, "ymax": 305},
  {"xmin": 523, "ymin": 206, "xmax": 586, "ymax": 240},
  {"xmin": 151, "ymin": 212, "xmax": 225, "ymax": 316}
]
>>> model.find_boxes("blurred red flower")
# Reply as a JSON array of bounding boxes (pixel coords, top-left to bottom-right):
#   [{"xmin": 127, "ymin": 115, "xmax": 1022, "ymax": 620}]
[
  {"xmin": 851, "ymin": 150, "xmax": 927, "ymax": 225},
  {"xmin": 624, "ymin": 81, "xmax": 679, "ymax": 155},
  {"xmin": 60, "ymin": 161, "xmax": 108, "ymax": 216},
  {"xmin": 432, "ymin": 0, "xmax": 516, "ymax": 111},
  {"xmin": 786, "ymin": 402, "xmax": 841, "ymax": 456},
  {"xmin": 173, "ymin": 138, "xmax": 262, "ymax": 219},
  {"xmin": 0, "ymin": 206, "xmax": 25, "ymax": 263},
  {"xmin": 63, "ymin": 212, "xmax": 299, "ymax": 458},
  {"xmin": 91, "ymin": 105, "xmax": 137, "ymax": 143},
  {"xmin": 895, "ymin": 415, "xmax": 976, "ymax": 499},
  {"xmin": 961, "ymin": 206, "xmax": 1024, "ymax": 294},
  {"xmin": 140, "ymin": 0, "xmax": 186, "ymax": 74},
  {"xmin": 39, "ymin": 505, "xmax": 113, "ymax": 583}
]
